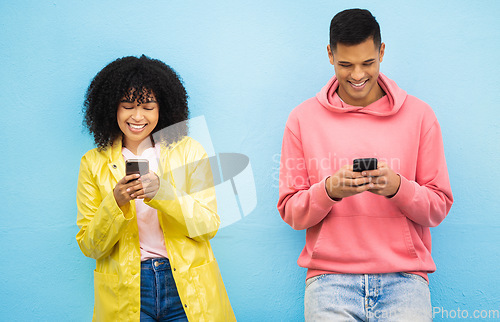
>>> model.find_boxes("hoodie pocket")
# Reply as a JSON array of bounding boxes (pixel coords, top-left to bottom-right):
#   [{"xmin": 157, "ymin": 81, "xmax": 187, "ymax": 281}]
[{"xmin": 310, "ymin": 215, "xmax": 419, "ymax": 272}]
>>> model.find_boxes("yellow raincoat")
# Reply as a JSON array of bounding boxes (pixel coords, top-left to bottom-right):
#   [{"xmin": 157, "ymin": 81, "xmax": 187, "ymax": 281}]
[{"xmin": 76, "ymin": 136, "xmax": 236, "ymax": 321}]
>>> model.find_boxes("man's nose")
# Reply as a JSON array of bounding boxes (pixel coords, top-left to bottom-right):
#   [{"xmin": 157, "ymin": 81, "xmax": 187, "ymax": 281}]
[{"xmin": 351, "ymin": 66, "xmax": 365, "ymax": 81}]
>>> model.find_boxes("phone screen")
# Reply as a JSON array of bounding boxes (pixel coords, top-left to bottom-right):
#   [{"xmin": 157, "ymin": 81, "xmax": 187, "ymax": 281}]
[
  {"xmin": 353, "ymin": 158, "xmax": 378, "ymax": 172},
  {"xmin": 126, "ymin": 159, "xmax": 149, "ymax": 179}
]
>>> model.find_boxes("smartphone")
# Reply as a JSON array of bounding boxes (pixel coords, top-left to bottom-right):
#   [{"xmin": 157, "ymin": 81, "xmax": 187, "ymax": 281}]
[
  {"xmin": 353, "ymin": 158, "xmax": 378, "ymax": 172},
  {"xmin": 125, "ymin": 159, "xmax": 149, "ymax": 182}
]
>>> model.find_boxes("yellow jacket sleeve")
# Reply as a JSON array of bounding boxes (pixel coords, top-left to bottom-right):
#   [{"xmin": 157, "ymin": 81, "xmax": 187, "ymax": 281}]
[{"xmin": 76, "ymin": 154, "xmax": 134, "ymax": 259}]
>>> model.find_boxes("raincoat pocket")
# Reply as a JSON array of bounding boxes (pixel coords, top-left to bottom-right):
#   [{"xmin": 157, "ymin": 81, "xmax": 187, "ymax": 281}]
[
  {"xmin": 93, "ymin": 270, "xmax": 119, "ymax": 321},
  {"xmin": 190, "ymin": 260, "xmax": 235, "ymax": 321}
]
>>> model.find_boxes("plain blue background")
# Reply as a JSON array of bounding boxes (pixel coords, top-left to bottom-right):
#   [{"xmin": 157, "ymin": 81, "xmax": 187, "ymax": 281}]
[{"xmin": 1, "ymin": 1, "xmax": 499, "ymax": 321}]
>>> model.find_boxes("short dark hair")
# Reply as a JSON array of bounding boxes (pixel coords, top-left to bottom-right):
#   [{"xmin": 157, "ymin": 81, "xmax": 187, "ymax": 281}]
[
  {"xmin": 83, "ymin": 55, "xmax": 189, "ymax": 148},
  {"xmin": 329, "ymin": 9, "xmax": 381, "ymax": 51}
]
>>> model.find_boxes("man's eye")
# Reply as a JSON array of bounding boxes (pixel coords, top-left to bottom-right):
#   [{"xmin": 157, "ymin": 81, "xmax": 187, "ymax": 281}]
[
  {"xmin": 363, "ymin": 62, "xmax": 374, "ymax": 66},
  {"xmin": 121, "ymin": 106, "xmax": 134, "ymax": 110},
  {"xmin": 339, "ymin": 64, "xmax": 351, "ymax": 68}
]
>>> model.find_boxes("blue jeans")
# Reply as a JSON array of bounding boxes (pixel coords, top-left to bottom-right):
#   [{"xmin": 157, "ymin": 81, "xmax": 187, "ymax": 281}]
[
  {"xmin": 140, "ymin": 258, "xmax": 188, "ymax": 322},
  {"xmin": 305, "ymin": 273, "xmax": 432, "ymax": 321}
]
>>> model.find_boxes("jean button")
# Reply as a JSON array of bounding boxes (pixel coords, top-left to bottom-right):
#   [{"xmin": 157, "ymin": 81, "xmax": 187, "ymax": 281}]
[{"xmin": 154, "ymin": 261, "xmax": 160, "ymax": 267}]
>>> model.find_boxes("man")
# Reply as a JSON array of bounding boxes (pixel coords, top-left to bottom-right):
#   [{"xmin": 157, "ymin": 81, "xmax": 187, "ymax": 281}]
[{"xmin": 277, "ymin": 8, "xmax": 453, "ymax": 321}]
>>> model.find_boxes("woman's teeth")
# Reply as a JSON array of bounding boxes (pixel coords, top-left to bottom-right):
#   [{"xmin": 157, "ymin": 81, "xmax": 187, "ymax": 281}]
[{"xmin": 129, "ymin": 124, "xmax": 146, "ymax": 129}]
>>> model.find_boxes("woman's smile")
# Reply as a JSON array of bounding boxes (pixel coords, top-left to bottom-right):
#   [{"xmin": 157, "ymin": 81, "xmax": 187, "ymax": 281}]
[{"xmin": 117, "ymin": 91, "xmax": 159, "ymax": 153}]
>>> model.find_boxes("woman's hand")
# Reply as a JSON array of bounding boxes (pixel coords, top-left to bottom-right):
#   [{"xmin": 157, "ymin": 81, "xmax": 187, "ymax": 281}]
[
  {"xmin": 113, "ymin": 171, "xmax": 160, "ymax": 207},
  {"xmin": 135, "ymin": 171, "xmax": 160, "ymax": 200},
  {"xmin": 113, "ymin": 174, "xmax": 142, "ymax": 207}
]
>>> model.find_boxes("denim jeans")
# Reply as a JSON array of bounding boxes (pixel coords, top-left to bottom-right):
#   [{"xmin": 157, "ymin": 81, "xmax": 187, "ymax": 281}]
[
  {"xmin": 305, "ymin": 273, "xmax": 432, "ymax": 321},
  {"xmin": 140, "ymin": 258, "xmax": 188, "ymax": 321}
]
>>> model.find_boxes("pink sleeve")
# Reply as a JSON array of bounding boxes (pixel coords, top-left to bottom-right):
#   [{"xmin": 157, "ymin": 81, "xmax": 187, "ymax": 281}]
[
  {"xmin": 390, "ymin": 120, "xmax": 453, "ymax": 227},
  {"xmin": 277, "ymin": 126, "xmax": 338, "ymax": 230}
]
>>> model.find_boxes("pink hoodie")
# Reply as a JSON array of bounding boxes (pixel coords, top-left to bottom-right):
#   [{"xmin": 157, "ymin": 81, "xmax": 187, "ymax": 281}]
[{"xmin": 277, "ymin": 73, "xmax": 453, "ymax": 281}]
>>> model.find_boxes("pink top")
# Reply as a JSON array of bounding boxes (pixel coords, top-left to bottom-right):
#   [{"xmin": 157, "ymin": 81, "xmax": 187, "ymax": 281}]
[
  {"xmin": 277, "ymin": 73, "xmax": 453, "ymax": 282},
  {"xmin": 122, "ymin": 146, "xmax": 169, "ymax": 261}
]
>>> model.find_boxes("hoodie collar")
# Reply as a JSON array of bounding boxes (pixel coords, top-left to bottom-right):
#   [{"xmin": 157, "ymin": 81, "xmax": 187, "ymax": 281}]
[{"xmin": 316, "ymin": 72, "xmax": 407, "ymax": 116}]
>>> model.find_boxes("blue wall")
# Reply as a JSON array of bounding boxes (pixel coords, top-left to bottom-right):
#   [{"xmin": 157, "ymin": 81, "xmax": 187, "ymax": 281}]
[{"xmin": 1, "ymin": 1, "xmax": 499, "ymax": 321}]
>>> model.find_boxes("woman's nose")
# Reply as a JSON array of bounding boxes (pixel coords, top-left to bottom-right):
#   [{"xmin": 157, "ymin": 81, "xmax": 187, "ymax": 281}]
[{"xmin": 132, "ymin": 108, "xmax": 143, "ymax": 120}]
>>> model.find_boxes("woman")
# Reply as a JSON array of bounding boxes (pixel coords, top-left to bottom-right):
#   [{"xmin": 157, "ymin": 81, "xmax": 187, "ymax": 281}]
[{"xmin": 76, "ymin": 55, "xmax": 235, "ymax": 321}]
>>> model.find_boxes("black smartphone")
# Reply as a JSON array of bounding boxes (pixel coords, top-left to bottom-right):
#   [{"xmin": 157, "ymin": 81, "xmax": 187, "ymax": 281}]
[
  {"xmin": 125, "ymin": 159, "xmax": 149, "ymax": 182},
  {"xmin": 353, "ymin": 158, "xmax": 378, "ymax": 172}
]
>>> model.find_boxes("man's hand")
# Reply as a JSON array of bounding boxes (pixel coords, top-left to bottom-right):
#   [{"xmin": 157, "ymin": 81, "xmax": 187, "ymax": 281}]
[
  {"xmin": 325, "ymin": 162, "xmax": 401, "ymax": 200},
  {"xmin": 363, "ymin": 162, "xmax": 401, "ymax": 197},
  {"xmin": 325, "ymin": 164, "xmax": 373, "ymax": 200}
]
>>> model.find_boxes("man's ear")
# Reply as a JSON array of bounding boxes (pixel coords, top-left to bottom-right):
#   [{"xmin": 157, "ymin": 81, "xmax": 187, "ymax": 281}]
[
  {"xmin": 379, "ymin": 42, "xmax": 385, "ymax": 63},
  {"xmin": 327, "ymin": 44, "xmax": 334, "ymax": 65}
]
